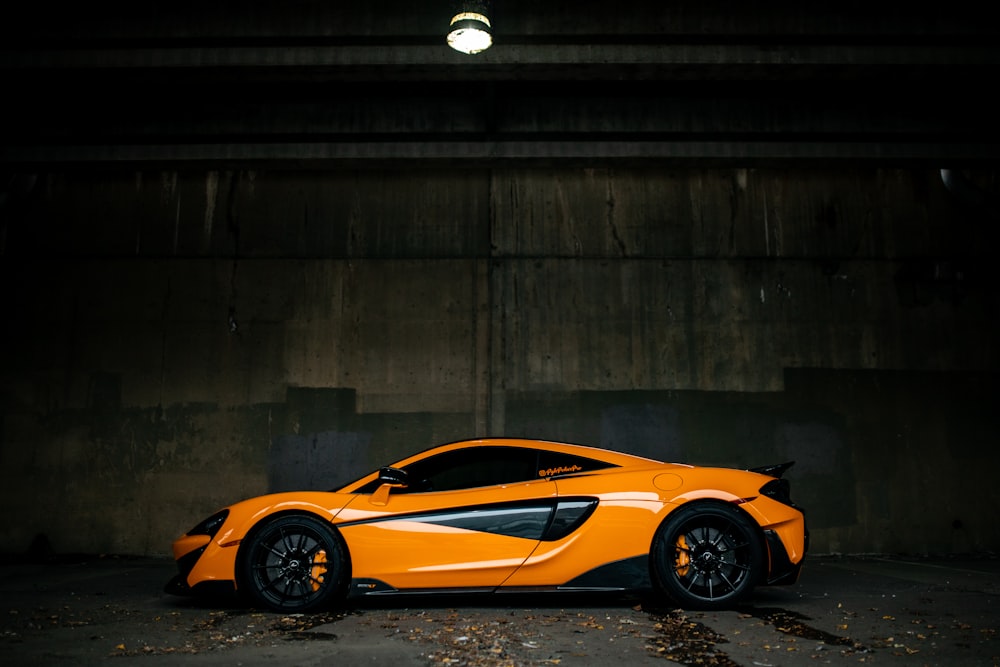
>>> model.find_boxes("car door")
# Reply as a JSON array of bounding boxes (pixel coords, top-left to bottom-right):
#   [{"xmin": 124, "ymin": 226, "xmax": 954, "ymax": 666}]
[{"xmin": 335, "ymin": 446, "xmax": 558, "ymax": 592}]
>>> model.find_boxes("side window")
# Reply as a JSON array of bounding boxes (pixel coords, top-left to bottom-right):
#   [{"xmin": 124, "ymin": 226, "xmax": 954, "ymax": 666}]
[
  {"xmin": 352, "ymin": 446, "xmax": 621, "ymax": 494},
  {"xmin": 536, "ymin": 451, "xmax": 618, "ymax": 478},
  {"xmin": 402, "ymin": 446, "xmax": 540, "ymax": 493}
]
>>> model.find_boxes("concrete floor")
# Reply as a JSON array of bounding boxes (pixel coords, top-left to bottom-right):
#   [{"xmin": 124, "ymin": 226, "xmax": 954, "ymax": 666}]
[{"xmin": 1, "ymin": 554, "xmax": 998, "ymax": 666}]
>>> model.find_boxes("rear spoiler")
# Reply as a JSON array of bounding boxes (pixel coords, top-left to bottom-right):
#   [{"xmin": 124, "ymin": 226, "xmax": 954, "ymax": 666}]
[{"xmin": 748, "ymin": 461, "xmax": 795, "ymax": 479}]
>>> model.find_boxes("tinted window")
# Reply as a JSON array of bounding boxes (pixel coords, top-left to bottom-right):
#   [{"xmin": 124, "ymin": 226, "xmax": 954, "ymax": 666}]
[
  {"xmin": 537, "ymin": 451, "xmax": 617, "ymax": 478},
  {"xmin": 354, "ymin": 446, "xmax": 620, "ymax": 494},
  {"xmin": 404, "ymin": 446, "xmax": 540, "ymax": 492}
]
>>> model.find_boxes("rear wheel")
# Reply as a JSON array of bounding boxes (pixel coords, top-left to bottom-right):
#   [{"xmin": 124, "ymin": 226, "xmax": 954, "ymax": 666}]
[
  {"xmin": 239, "ymin": 515, "xmax": 347, "ymax": 612},
  {"xmin": 651, "ymin": 502, "xmax": 763, "ymax": 610}
]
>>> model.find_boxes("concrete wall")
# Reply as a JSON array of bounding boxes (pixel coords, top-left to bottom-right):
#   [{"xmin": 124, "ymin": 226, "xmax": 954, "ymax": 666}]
[{"xmin": 1, "ymin": 168, "xmax": 997, "ymax": 557}]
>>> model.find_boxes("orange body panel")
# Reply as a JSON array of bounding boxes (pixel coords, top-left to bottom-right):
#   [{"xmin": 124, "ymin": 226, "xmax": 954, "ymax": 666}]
[
  {"xmin": 336, "ymin": 480, "xmax": 556, "ymax": 589},
  {"xmin": 172, "ymin": 533, "xmax": 210, "ymax": 561},
  {"xmin": 501, "ymin": 497, "xmax": 671, "ymax": 587},
  {"xmin": 500, "ymin": 471, "xmax": 671, "ymax": 587},
  {"xmin": 340, "ymin": 523, "xmax": 535, "ymax": 588},
  {"xmin": 739, "ymin": 497, "xmax": 808, "ymax": 565}
]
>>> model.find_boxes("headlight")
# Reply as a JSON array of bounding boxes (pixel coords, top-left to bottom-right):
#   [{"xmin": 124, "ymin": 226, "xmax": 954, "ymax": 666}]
[{"xmin": 187, "ymin": 510, "xmax": 229, "ymax": 538}]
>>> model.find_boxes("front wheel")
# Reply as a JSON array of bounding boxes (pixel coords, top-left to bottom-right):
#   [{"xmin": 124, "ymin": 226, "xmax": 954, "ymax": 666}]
[
  {"xmin": 238, "ymin": 514, "xmax": 347, "ymax": 612},
  {"xmin": 651, "ymin": 502, "xmax": 763, "ymax": 610}
]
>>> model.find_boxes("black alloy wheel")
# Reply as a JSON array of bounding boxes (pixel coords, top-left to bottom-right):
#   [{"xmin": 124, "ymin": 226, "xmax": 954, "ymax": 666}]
[
  {"xmin": 239, "ymin": 514, "xmax": 347, "ymax": 612},
  {"xmin": 652, "ymin": 502, "xmax": 763, "ymax": 610}
]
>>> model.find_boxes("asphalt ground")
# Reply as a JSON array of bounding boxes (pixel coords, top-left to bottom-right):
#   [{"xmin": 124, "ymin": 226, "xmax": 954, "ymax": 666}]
[{"xmin": 1, "ymin": 553, "xmax": 998, "ymax": 666}]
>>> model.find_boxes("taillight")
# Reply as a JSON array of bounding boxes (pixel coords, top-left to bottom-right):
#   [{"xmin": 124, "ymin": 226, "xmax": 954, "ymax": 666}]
[{"xmin": 759, "ymin": 478, "xmax": 796, "ymax": 507}]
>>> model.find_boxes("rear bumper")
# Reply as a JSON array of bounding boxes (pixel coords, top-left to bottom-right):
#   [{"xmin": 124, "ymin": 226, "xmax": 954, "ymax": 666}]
[{"xmin": 763, "ymin": 526, "xmax": 808, "ymax": 585}]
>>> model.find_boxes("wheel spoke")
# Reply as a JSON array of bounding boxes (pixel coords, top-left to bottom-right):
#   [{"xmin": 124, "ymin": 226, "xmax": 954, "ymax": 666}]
[
  {"xmin": 280, "ymin": 527, "xmax": 296, "ymax": 554},
  {"xmin": 253, "ymin": 562, "xmax": 283, "ymax": 574},
  {"xmin": 719, "ymin": 537, "xmax": 750, "ymax": 553},
  {"xmin": 259, "ymin": 572, "xmax": 289, "ymax": 598},
  {"xmin": 263, "ymin": 544, "xmax": 286, "ymax": 560},
  {"xmin": 709, "ymin": 524, "xmax": 731, "ymax": 548},
  {"xmin": 715, "ymin": 570, "xmax": 737, "ymax": 595}
]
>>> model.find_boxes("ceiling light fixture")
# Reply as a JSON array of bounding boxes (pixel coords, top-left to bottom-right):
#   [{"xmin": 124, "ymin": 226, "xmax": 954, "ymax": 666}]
[{"xmin": 447, "ymin": 1, "xmax": 493, "ymax": 55}]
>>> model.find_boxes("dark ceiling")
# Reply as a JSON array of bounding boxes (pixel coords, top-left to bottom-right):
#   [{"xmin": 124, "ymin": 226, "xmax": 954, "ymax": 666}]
[{"xmin": 2, "ymin": 0, "xmax": 999, "ymax": 169}]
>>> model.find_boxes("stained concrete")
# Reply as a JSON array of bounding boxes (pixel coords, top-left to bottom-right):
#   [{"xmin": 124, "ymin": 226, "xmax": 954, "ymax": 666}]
[
  {"xmin": 1, "ymin": 554, "xmax": 997, "ymax": 666},
  {"xmin": 1, "ymin": 168, "xmax": 998, "ymax": 558}
]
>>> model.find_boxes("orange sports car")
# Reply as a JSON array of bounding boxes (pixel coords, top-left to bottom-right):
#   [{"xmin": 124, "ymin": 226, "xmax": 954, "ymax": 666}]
[{"xmin": 166, "ymin": 438, "xmax": 807, "ymax": 612}]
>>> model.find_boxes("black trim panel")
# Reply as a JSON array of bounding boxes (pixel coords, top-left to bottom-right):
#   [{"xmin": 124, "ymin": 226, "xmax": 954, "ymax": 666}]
[
  {"xmin": 176, "ymin": 545, "xmax": 207, "ymax": 579},
  {"xmin": 559, "ymin": 555, "xmax": 652, "ymax": 591},
  {"xmin": 347, "ymin": 555, "xmax": 654, "ymax": 598},
  {"xmin": 338, "ymin": 497, "xmax": 599, "ymax": 542},
  {"xmin": 425, "ymin": 504, "xmax": 552, "ymax": 540},
  {"xmin": 763, "ymin": 529, "xmax": 805, "ymax": 585},
  {"xmin": 348, "ymin": 578, "xmax": 495, "ymax": 598}
]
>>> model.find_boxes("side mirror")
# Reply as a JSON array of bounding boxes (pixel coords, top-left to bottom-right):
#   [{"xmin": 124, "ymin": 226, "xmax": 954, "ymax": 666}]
[
  {"xmin": 369, "ymin": 467, "xmax": 409, "ymax": 507},
  {"xmin": 378, "ymin": 467, "xmax": 409, "ymax": 487}
]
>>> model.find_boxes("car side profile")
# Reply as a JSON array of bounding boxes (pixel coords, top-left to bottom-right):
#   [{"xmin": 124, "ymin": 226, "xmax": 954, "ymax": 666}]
[{"xmin": 167, "ymin": 438, "xmax": 807, "ymax": 612}]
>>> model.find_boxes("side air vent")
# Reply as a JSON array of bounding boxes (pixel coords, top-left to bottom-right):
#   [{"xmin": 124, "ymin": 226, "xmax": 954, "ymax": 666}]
[{"xmin": 543, "ymin": 499, "xmax": 598, "ymax": 541}]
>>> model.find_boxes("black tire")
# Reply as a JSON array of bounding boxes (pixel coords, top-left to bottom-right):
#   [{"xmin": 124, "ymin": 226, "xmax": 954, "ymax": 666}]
[
  {"xmin": 651, "ymin": 502, "xmax": 764, "ymax": 610},
  {"xmin": 238, "ymin": 514, "xmax": 347, "ymax": 613}
]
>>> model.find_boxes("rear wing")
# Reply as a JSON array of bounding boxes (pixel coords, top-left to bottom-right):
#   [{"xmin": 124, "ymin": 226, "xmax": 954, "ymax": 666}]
[{"xmin": 748, "ymin": 461, "xmax": 795, "ymax": 478}]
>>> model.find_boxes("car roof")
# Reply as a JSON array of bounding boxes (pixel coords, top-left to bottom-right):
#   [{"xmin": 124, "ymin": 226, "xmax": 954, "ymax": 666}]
[{"xmin": 403, "ymin": 437, "xmax": 665, "ymax": 468}]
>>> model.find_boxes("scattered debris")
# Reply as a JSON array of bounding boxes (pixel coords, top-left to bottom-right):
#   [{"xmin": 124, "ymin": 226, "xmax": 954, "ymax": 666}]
[
  {"xmin": 4, "ymin": 581, "xmax": 997, "ymax": 665},
  {"xmin": 642, "ymin": 607, "xmax": 739, "ymax": 666}
]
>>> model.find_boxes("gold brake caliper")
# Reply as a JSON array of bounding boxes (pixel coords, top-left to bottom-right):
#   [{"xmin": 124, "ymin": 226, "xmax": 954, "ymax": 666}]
[
  {"xmin": 310, "ymin": 549, "xmax": 328, "ymax": 591},
  {"xmin": 674, "ymin": 534, "xmax": 690, "ymax": 577}
]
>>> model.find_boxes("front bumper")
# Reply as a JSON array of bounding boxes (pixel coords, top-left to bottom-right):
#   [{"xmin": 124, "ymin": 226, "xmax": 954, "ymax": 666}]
[
  {"xmin": 164, "ymin": 573, "xmax": 192, "ymax": 596},
  {"xmin": 165, "ymin": 534, "xmax": 238, "ymax": 598},
  {"xmin": 164, "ymin": 569, "xmax": 237, "ymax": 598}
]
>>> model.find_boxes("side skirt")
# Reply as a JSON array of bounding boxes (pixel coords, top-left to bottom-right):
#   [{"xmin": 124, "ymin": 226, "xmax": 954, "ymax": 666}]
[
  {"xmin": 555, "ymin": 555, "xmax": 652, "ymax": 591},
  {"xmin": 346, "ymin": 556, "xmax": 653, "ymax": 599},
  {"xmin": 348, "ymin": 578, "xmax": 495, "ymax": 598}
]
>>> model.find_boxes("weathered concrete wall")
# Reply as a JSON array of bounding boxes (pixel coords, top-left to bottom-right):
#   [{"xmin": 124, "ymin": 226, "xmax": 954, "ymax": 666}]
[
  {"xmin": 1, "ymin": 168, "xmax": 997, "ymax": 557},
  {"xmin": 502, "ymin": 369, "xmax": 998, "ymax": 554}
]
